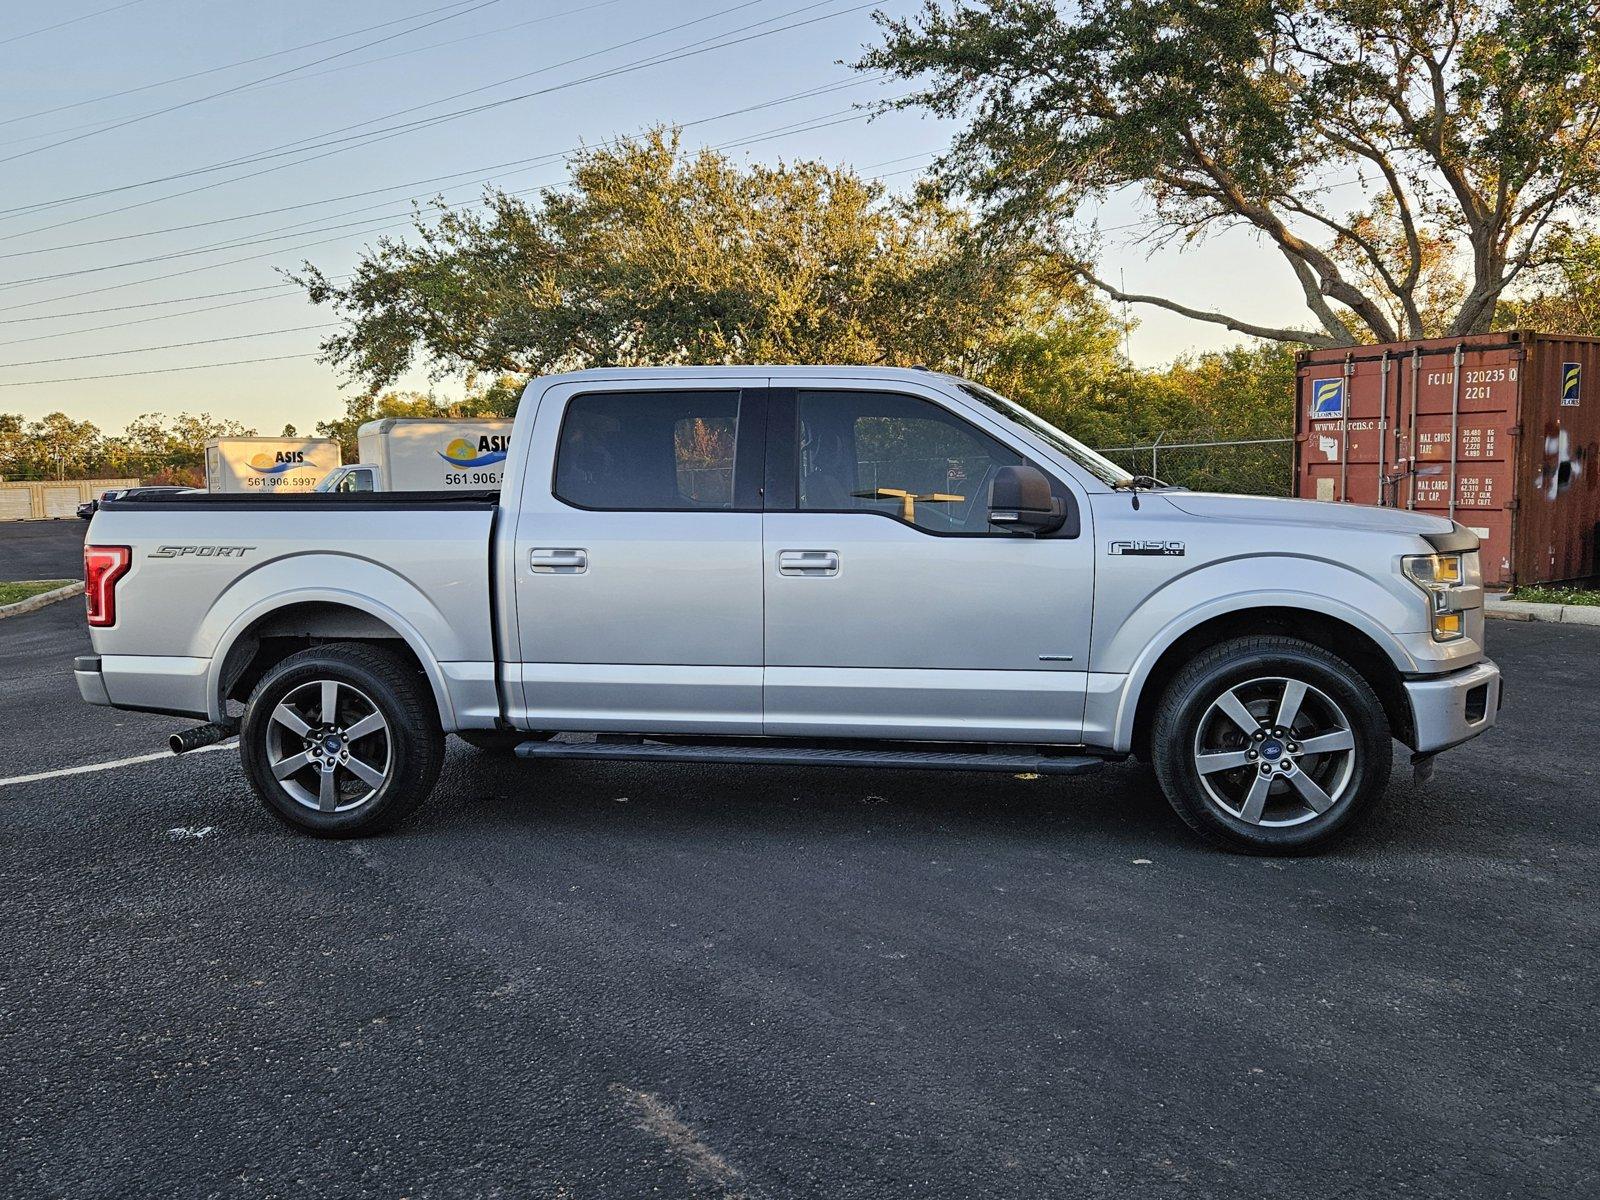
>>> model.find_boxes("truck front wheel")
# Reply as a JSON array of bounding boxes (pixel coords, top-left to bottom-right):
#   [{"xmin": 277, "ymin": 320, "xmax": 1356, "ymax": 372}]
[
  {"xmin": 240, "ymin": 643, "xmax": 444, "ymax": 837},
  {"xmin": 1151, "ymin": 636, "xmax": 1392, "ymax": 854}
]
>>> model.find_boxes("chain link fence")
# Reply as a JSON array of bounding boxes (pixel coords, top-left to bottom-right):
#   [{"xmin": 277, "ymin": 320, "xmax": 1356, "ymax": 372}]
[{"xmin": 1093, "ymin": 435, "xmax": 1296, "ymax": 497}]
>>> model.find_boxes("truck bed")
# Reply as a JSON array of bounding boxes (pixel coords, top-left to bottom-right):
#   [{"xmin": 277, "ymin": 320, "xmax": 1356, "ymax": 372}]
[
  {"xmin": 101, "ymin": 490, "xmax": 500, "ymax": 512},
  {"xmin": 85, "ymin": 490, "xmax": 502, "ymax": 720}
]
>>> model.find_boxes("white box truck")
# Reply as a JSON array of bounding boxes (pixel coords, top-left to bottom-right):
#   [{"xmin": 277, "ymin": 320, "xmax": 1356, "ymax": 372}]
[
  {"xmin": 204, "ymin": 437, "xmax": 341, "ymax": 494},
  {"xmin": 316, "ymin": 418, "xmax": 514, "ymax": 492}
]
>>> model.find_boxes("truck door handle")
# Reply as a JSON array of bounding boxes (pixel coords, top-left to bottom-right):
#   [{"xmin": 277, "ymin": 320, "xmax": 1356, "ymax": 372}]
[
  {"xmin": 530, "ymin": 548, "xmax": 587, "ymax": 573},
  {"xmin": 777, "ymin": 549, "xmax": 839, "ymax": 576}
]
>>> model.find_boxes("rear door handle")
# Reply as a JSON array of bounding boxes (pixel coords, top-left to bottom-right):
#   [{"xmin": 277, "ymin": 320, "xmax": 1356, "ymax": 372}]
[
  {"xmin": 530, "ymin": 548, "xmax": 587, "ymax": 573},
  {"xmin": 777, "ymin": 549, "xmax": 839, "ymax": 576}
]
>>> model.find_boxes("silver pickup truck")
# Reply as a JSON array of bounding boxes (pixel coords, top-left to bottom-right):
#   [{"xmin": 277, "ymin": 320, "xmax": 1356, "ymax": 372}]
[{"xmin": 76, "ymin": 367, "xmax": 1500, "ymax": 852}]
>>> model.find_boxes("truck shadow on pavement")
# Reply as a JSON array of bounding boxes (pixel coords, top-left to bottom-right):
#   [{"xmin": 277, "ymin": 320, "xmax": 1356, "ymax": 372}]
[{"xmin": 399, "ymin": 747, "xmax": 1461, "ymax": 858}]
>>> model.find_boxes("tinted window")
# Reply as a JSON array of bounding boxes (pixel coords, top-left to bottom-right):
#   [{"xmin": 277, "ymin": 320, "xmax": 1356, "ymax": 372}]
[
  {"xmin": 796, "ymin": 390, "xmax": 1023, "ymax": 533},
  {"xmin": 555, "ymin": 390, "xmax": 740, "ymax": 510}
]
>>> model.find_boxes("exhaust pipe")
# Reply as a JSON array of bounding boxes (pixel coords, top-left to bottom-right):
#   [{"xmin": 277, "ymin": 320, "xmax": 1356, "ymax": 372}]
[{"xmin": 169, "ymin": 719, "xmax": 240, "ymax": 755}]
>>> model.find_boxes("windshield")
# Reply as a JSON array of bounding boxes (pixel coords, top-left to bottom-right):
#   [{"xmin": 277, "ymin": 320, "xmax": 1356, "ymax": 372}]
[{"xmin": 957, "ymin": 383, "xmax": 1133, "ymax": 487}]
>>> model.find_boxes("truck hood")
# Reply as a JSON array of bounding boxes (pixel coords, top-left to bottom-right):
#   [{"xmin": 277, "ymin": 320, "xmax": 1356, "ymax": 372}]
[{"xmin": 1163, "ymin": 492, "xmax": 1456, "ymax": 538}]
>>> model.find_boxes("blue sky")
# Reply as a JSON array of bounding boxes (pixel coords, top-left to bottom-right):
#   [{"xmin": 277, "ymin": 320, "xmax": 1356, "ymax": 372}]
[{"xmin": 0, "ymin": 0, "xmax": 1299, "ymax": 434}]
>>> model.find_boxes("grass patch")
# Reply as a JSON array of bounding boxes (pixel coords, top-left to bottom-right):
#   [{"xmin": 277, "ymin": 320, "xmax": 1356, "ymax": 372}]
[
  {"xmin": 1507, "ymin": 584, "xmax": 1600, "ymax": 607},
  {"xmin": 0, "ymin": 579, "xmax": 74, "ymax": 607}
]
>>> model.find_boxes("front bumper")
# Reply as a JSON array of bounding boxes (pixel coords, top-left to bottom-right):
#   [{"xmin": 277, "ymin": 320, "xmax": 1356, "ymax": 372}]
[
  {"xmin": 1405, "ymin": 658, "xmax": 1501, "ymax": 753},
  {"xmin": 74, "ymin": 655, "xmax": 111, "ymax": 706}
]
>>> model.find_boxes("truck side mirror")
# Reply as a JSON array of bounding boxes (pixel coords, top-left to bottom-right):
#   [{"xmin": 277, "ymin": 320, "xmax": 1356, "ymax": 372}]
[{"xmin": 989, "ymin": 464, "xmax": 1067, "ymax": 535}]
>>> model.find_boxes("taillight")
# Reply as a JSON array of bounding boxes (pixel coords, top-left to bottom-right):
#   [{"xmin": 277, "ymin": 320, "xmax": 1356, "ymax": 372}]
[{"xmin": 84, "ymin": 545, "xmax": 131, "ymax": 628}]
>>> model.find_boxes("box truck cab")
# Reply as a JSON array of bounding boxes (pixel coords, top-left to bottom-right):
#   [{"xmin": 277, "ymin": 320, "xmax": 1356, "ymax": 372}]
[
  {"xmin": 204, "ymin": 437, "xmax": 341, "ymax": 494},
  {"xmin": 317, "ymin": 419, "xmax": 515, "ymax": 493}
]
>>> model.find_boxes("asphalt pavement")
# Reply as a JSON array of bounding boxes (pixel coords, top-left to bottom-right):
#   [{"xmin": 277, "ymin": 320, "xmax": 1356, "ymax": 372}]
[
  {"xmin": 0, "ymin": 518, "xmax": 86, "ymax": 582},
  {"xmin": 0, "ymin": 529, "xmax": 1594, "ymax": 1197}
]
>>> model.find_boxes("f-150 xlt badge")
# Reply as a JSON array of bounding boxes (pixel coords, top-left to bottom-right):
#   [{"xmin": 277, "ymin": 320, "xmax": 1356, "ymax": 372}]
[{"xmin": 1109, "ymin": 540, "xmax": 1185, "ymax": 556}]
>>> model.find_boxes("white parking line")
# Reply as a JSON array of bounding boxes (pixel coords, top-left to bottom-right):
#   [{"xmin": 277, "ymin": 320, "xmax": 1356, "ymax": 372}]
[{"xmin": 0, "ymin": 741, "xmax": 235, "ymax": 789}]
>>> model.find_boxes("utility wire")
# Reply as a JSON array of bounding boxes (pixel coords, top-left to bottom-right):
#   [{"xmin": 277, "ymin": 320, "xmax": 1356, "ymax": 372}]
[
  {"xmin": 0, "ymin": 353, "xmax": 311, "ymax": 388},
  {"xmin": 0, "ymin": 140, "xmax": 938, "ymax": 388},
  {"xmin": 0, "ymin": 0, "xmax": 522, "ymax": 132},
  {"xmin": 1, "ymin": 76, "xmax": 876, "ymax": 256},
  {"xmin": 0, "ymin": 104, "xmax": 890, "ymax": 313},
  {"xmin": 0, "ymin": 0, "xmax": 509, "ymax": 165},
  {"xmin": 0, "ymin": 0, "xmax": 149, "ymax": 49},
  {"xmin": 224, "ymin": 0, "xmax": 636, "ymax": 104},
  {"xmin": 0, "ymin": 282, "xmax": 297, "ymax": 325},
  {"xmin": 0, "ymin": 0, "xmax": 772, "ymax": 215},
  {"xmin": 0, "ymin": 0, "xmax": 874, "ymax": 220},
  {"xmin": 0, "ymin": 100, "xmax": 891, "ymax": 290},
  {"xmin": 0, "ymin": 289, "xmax": 311, "ymax": 348},
  {"xmin": 0, "ymin": 323, "xmax": 335, "ymax": 368}
]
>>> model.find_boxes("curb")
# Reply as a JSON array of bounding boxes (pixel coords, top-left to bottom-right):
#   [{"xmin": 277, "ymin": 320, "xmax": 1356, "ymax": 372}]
[
  {"xmin": 0, "ymin": 581, "xmax": 83, "ymax": 621},
  {"xmin": 1484, "ymin": 596, "xmax": 1600, "ymax": 626}
]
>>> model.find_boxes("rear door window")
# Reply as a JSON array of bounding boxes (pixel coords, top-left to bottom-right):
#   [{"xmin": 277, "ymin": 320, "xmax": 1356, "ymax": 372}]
[{"xmin": 554, "ymin": 390, "xmax": 744, "ymax": 510}]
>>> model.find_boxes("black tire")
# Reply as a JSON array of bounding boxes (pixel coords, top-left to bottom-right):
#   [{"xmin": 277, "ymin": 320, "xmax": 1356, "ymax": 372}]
[
  {"xmin": 240, "ymin": 642, "xmax": 444, "ymax": 837},
  {"xmin": 1151, "ymin": 635, "xmax": 1392, "ymax": 855},
  {"xmin": 455, "ymin": 729, "xmax": 553, "ymax": 754}
]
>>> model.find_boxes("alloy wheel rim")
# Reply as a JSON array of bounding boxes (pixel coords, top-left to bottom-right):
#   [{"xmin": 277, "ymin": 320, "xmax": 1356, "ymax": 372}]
[
  {"xmin": 265, "ymin": 679, "xmax": 392, "ymax": 814},
  {"xmin": 1192, "ymin": 675, "xmax": 1356, "ymax": 828}
]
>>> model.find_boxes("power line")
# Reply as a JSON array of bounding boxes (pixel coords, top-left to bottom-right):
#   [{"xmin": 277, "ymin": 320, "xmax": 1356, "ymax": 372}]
[
  {"xmin": 0, "ymin": 0, "xmax": 875, "ymax": 221},
  {"xmin": 0, "ymin": 99, "xmax": 890, "ymax": 291},
  {"xmin": 0, "ymin": 144, "xmax": 940, "ymax": 387},
  {"xmin": 224, "ymin": 0, "xmax": 637, "ymax": 105},
  {"xmin": 0, "ymin": 0, "xmax": 510, "ymax": 166},
  {"xmin": 0, "ymin": 0, "xmax": 524, "ymax": 134},
  {"xmin": 0, "ymin": 353, "xmax": 312, "ymax": 389},
  {"xmin": 0, "ymin": 282, "xmax": 296, "ymax": 325},
  {"xmin": 0, "ymin": 0, "xmax": 772, "ymax": 215},
  {"xmin": 0, "ymin": 0, "xmax": 149, "ymax": 49},
  {"xmin": 0, "ymin": 116, "xmax": 931, "ymax": 373},
  {"xmin": 0, "ymin": 102, "xmax": 888, "ymax": 314},
  {"xmin": 0, "ymin": 290, "xmax": 309, "ymax": 348},
  {"xmin": 254, "ymin": 0, "xmax": 787, "ymax": 162},
  {"xmin": 3, "ymin": 75, "xmax": 876, "ymax": 250},
  {"xmin": 0, "ymin": 0, "xmax": 489, "ymax": 131},
  {"xmin": 0, "ymin": 324, "xmax": 335, "ymax": 369}
]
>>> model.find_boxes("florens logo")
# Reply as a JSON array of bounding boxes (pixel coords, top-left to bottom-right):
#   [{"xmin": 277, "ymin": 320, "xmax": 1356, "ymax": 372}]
[
  {"xmin": 247, "ymin": 450, "xmax": 316, "ymax": 474},
  {"xmin": 438, "ymin": 434, "xmax": 510, "ymax": 467},
  {"xmin": 1310, "ymin": 377, "xmax": 1345, "ymax": 418}
]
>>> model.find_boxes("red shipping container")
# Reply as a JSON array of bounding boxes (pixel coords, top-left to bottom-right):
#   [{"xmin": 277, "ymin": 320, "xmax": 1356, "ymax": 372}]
[{"xmin": 1295, "ymin": 332, "xmax": 1600, "ymax": 587}]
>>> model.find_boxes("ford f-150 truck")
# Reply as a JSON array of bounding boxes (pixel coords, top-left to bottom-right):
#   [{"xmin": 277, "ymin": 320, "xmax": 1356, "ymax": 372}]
[{"xmin": 75, "ymin": 367, "xmax": 1501, "ymax": 852}]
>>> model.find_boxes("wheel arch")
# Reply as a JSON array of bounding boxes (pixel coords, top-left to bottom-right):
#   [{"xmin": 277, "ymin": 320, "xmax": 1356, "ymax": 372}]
[
  {"xmin": 206, "ymin": 592, "xmax": 454, "ymax": 728},
  {"xmin": 1122, "ymin": 607, "xmax": 1415, "ymax": 759}
]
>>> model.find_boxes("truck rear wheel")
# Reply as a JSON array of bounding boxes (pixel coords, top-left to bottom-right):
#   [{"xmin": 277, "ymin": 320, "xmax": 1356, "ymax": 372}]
[
  {"xmin": 240, "ymin": 642, "xmax": 444, "ymax": 837},
  {"xmin": 1151, "ymin": 635, "xmax": 1392, "ymax": 854}
]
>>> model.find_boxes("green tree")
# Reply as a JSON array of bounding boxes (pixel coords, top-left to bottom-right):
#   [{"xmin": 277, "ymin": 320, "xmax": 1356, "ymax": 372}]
[
  {"xmin": 10, "ymin": 412, "xmax": 106, "ymax": 480},
  {"xmin": 292, "ymin": 128, "xmax": 1098, "ymax": 390},
  {"xmin": 1497, "ymin": 232, "xmax": 1600, "ymax": 333},
  {"xmin": 114, "ymin": 411, "xmax": 254, "ymax": 481},
  {"xmin": 315, "ymin": 382, "xmax": 520, "ymax": 463},
  {"xmin": 859, "ymin": 0, "xmax": 1600, "ymax": 346}
]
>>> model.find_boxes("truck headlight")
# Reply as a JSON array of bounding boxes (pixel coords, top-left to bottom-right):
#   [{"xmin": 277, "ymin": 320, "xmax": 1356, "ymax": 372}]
[{"xmin": 1402, "ymin": 553, "xmax": 1466, "ymax": 641}]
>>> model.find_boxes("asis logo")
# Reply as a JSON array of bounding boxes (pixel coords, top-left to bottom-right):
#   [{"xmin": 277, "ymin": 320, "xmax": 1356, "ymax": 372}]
[
  {"xmin": 438, "ymin": 434, "xmax": 509, "ymax": 468},
  {"xmin": 247, "ymin": 450, "xmax": 315, "ymax": 474}
]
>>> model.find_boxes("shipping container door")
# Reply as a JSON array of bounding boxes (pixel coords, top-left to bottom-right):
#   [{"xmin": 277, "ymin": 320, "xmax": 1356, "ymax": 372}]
[{"xmin": 1403, "ymin": 343, "xmax": 1519, "ymax": 586}]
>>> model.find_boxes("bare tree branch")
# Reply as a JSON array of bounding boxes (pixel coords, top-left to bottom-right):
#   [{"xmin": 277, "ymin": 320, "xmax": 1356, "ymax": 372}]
[{"xmin": 1076, "ymin": 267, "xmax": 1337, "ymax": 346}]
